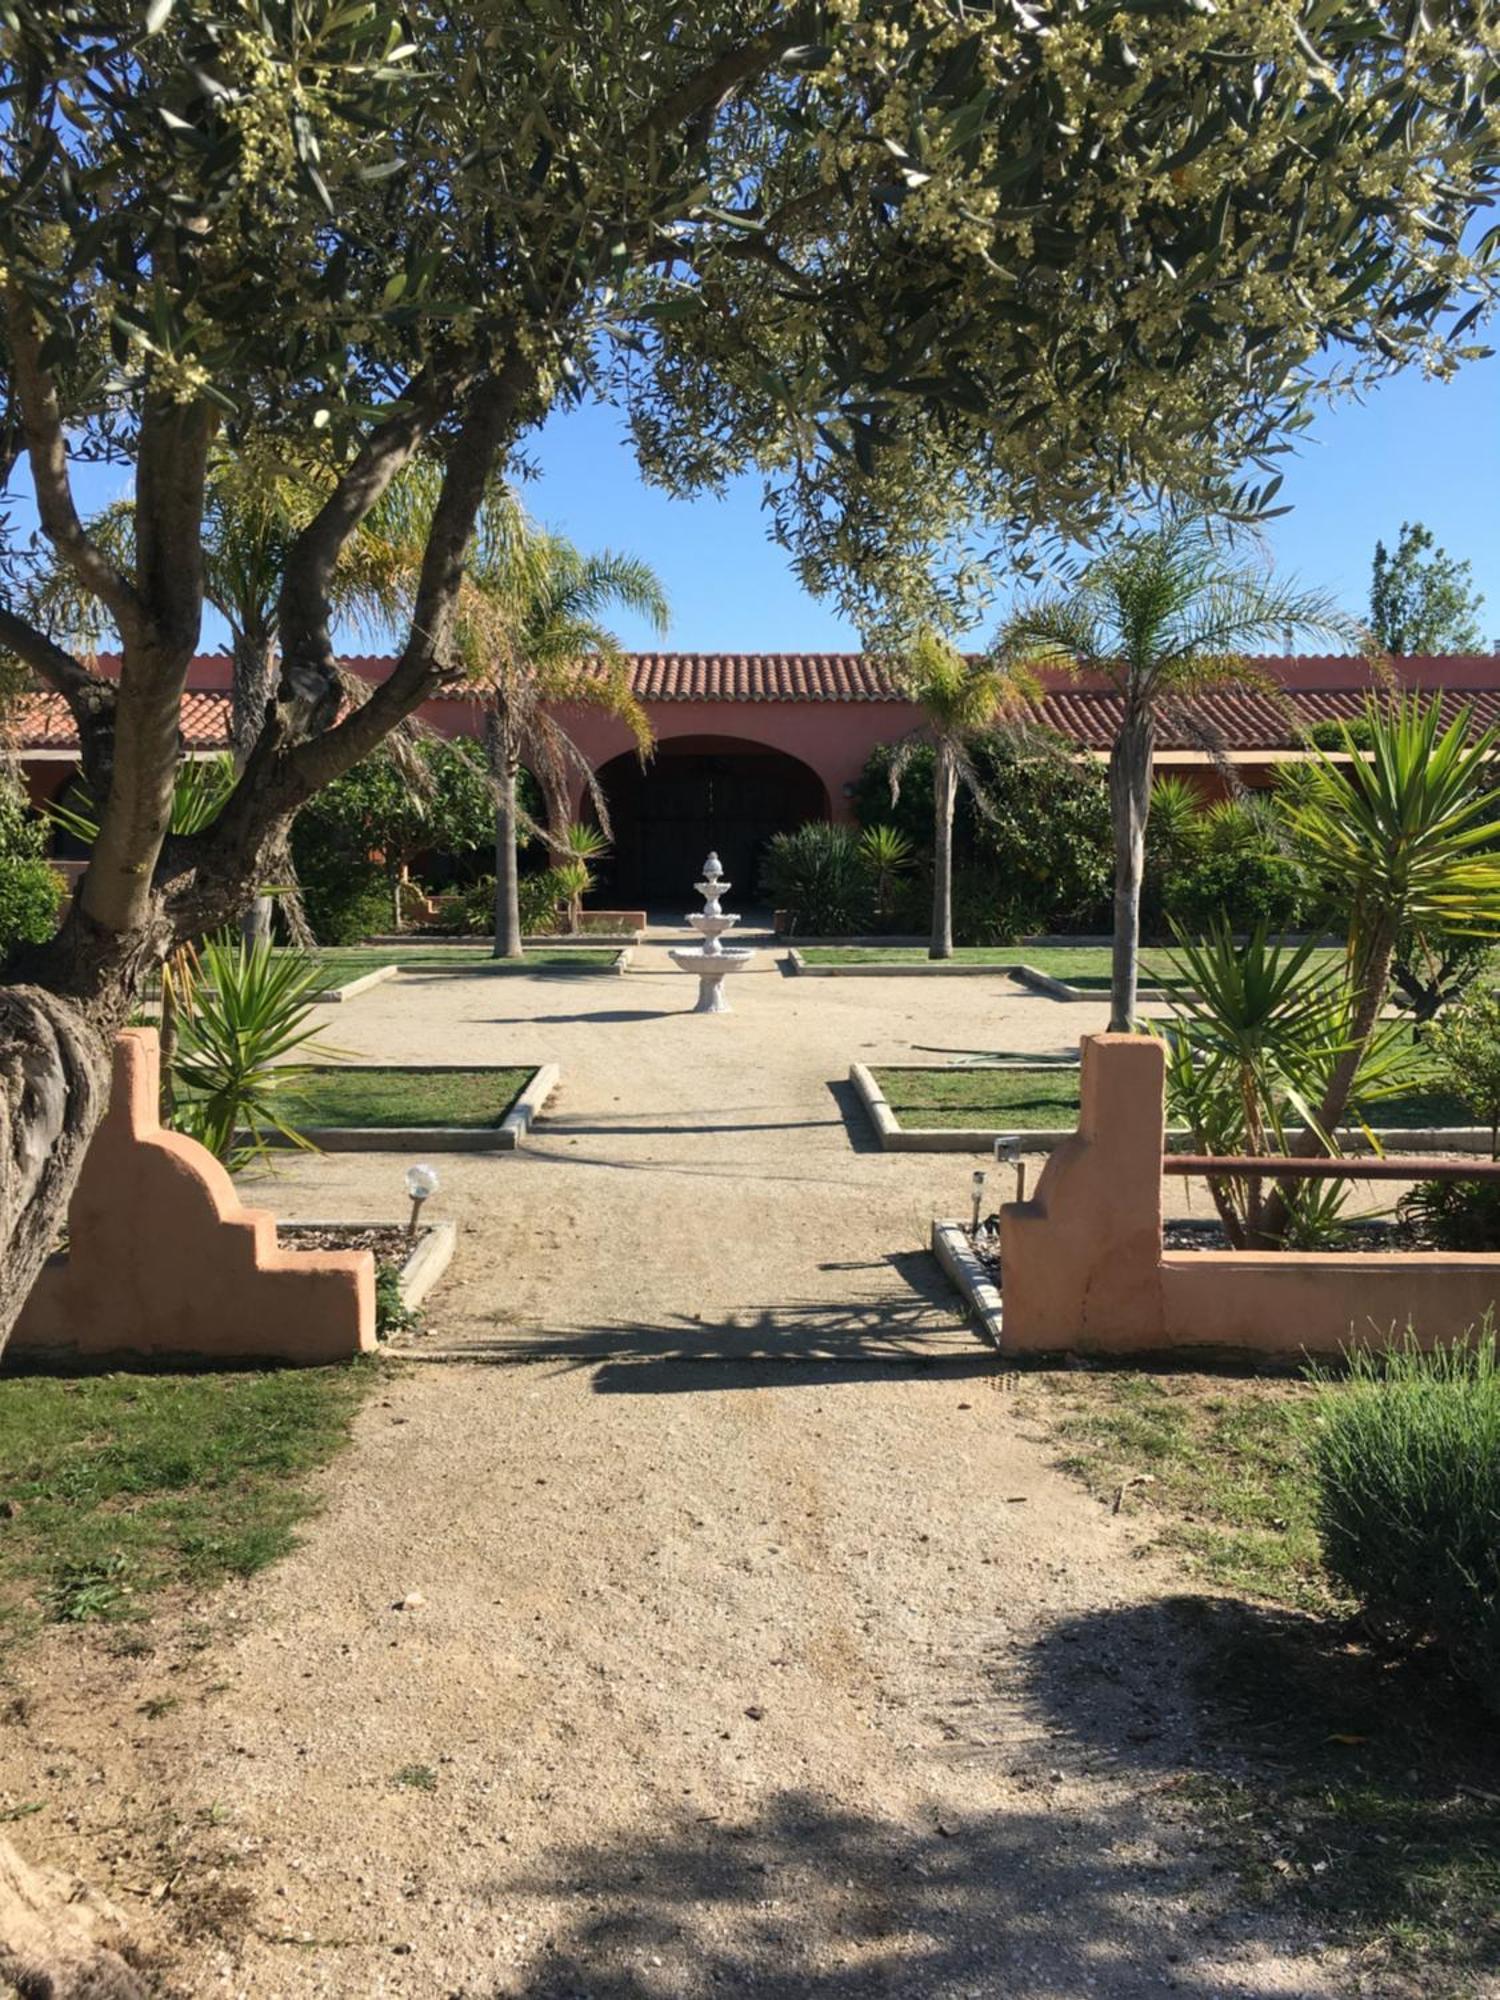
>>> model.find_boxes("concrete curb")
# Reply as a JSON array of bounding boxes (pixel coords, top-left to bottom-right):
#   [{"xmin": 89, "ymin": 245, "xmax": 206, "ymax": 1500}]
[
  {"xmin": 280, "ymin": 1219, "xmax": 457, "ymax": 1312},
  {"xmin": 793, "ymin": 951, "xmax": 1024, "ymax": 979},
  {"xmin": 259, "ymin": 1063, "xmax": 559, "ymax": 1154},
  {"xmin": 318, "ymin": 963, "xmax": 401, "ymax": 1003},
  {"xmin": 499, "ymin": 1061, "xmax": 560, "ymax": 1146},
  {"xmin": 931, "ymin": 1219, "xmax": 1004, "ymax": 1349},
  {"xmin": 851, "ymin": 1063, "xmax": 1496, "ymax": 1159}
]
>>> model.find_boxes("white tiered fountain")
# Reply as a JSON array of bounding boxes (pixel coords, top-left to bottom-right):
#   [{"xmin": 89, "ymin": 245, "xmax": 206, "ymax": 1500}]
[{"xmin": 669, "ymin": 852, "xmax": 758, "ymax": 1013}]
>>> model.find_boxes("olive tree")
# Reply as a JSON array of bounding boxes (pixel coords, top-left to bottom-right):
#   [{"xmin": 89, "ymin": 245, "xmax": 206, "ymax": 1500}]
[{"xmin": 0, "ymin": 0, "xmax": 1496, "ymax": 1360}]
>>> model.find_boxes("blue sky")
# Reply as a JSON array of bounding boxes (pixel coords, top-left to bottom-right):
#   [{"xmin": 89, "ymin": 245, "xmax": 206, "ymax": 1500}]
[
  {"xmin": 39, "ymin": 349, "xmax": 1500, "ymax": 656},
  {"xmin": 520, "ymin": 355, "xmax": 1499, "ymax": 652}
]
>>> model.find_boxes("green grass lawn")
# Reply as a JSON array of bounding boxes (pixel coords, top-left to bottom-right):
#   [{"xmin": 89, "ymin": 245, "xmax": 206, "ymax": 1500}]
[
  {"xmin": 279, "ymin": 1065, "xmax": 533, "ymax": 1129},
  {"xmin": 803, "ymin": 943, "xmax": 1347, "ymax": 991},
  {"xmin": 874, "ymin": 1063, "xmax": 1472, "ymax": 1132},
  {"xmin": 1037, "ymin": 1369, "xmax": 1500, "ymax": 1985},
  {"xmin": 0, "ymin": 1364, "xmax": 377, "ymax": 1654},
  {"xmin": 297, "ymin": 946, "xmax": 615, "ymax": 984}
]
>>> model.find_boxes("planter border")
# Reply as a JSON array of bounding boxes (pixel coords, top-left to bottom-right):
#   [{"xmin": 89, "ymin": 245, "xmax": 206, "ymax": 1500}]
[
  {"xmin": 279, "ymin": 1219, "xmax": 457, "ymax": 1313},
  {"xmin": 316, "ymin": 963, "xmax": 401, "ymax": 1003},
  {"xmin": 853, "ymin": 1062, "xmax": 1495, "ymax": 1159},
  {"xmin": 931, "ymin": 1219, "xmax": 1004, "ymax": 1349},
  {"xmin": 259, "ymin": 1062, "xmax": 559, "ymax": 1153},
  {"xmin": 791, "ymin": 950, "xmax": 1025, "ymax": 980}
]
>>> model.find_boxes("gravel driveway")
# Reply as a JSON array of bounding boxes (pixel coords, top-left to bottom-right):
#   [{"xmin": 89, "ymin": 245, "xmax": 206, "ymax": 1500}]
[{"xmin": 5, "ymin": 941, "xmax": 1344, "ymax": 1996}]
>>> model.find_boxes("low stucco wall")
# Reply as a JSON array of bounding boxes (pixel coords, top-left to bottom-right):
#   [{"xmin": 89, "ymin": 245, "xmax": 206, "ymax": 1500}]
[
  {"xmin": 998, "ymin": 1033, "xmax": 1500, "ymax": 1358},
  {"xmin": 12, "ymin": 1029, "xmax": 374, "ymax": 1365}
]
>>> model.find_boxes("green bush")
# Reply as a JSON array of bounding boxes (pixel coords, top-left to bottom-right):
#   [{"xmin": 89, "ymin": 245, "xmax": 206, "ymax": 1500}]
[
  {"xmin": 0, "ymin": 854, "xmax": 65, "ymax": 956},
  {"xmin": 1309, "ymin": 716, "xmax": 1375, "ymax": 752},
  {"xmin": 1162, "ymin": 845, "xmax": 1309, "ymax": 934},
  {"xmin": 853, "ymin": 731, "xmax": 1111, "ymax": 939},
  {"xmin": 763, "ymin": 824, "xmax": 873, "ymax": 935},
  {"xmin": 1305, "ymin": 1334, "xmax": 1500, "ymax": 1707},
  {"xmin": 439, "ymin": 869, "xmax": 566, "ymax": 937},
  {"xmin": 1398, "ymin": 1178, "xmax": 1500, "ymax": 1251},
  {"xmin": 294, "ymin": 858, "xmax": 392, "ymax": 944}
]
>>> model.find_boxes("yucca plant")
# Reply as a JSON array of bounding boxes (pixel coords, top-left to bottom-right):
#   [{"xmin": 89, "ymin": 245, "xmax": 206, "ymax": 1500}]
[
  {"xmin": 170, "ymin": 937, "xmax": 335, "ymax": 1166},
  {"xmin": 764, "ymin": 824, "xmax": 871, "ymax": 936},
  {"xmin": 1262, "ymin": 696, "xmax": 1500, "ymax": 1240},
  {"xmin": 1162, "ymin": 918, "xmax": 1426, "ymax": 1248},
  {"xmin": 556, "ymin": 823, "xmax": 610, "ymax": 932},
  {"xmin": 858, "ymin": 823, "xmax": 915, "ymax": 921}
]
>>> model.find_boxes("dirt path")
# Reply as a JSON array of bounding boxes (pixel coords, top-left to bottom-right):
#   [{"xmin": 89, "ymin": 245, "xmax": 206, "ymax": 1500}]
[{"xmin": 5, "ymin": 945, "xmax": 1343, "ymax": 1996}]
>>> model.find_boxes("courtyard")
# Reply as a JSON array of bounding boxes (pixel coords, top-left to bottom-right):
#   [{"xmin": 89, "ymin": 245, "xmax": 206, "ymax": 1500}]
[{"xmin": 2, "ymin": 944, "xmax": 1489, "ymax": 1996}]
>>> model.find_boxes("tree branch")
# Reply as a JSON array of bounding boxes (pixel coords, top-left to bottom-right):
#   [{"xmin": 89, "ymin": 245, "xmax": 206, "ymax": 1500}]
[
  {"xmin": 0, "ymin": 606, "xmax": 116, "ymax": 792},
  {"xmin": 630, "ymin": 17, "xmax": 815, "ymax": 149},
  {"xmin": 277, "ymin": 359, "xmax": 469, "ymax": 720},
  {"xmin": 4, "ymin": 288, "xmax": 149, "ymax": 645}
]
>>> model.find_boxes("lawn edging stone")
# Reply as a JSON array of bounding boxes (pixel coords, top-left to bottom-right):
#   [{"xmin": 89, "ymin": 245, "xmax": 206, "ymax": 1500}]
[
  {"xmin": 263, "ymin": 1062, "xmax": 560, "ymax": 1153},
  {"xmin": 792, "ymin": 951, "xmax": 1023, "ymax": 979},
  {"xmin": 930, "ymin": 1219, "xmax": 1003, "ymax": 1348},
  {"xmin": 855, "ymin": 1061, "xmax": 1494, "ymax": 1156},
  {"xmin": 280, "ymin": 1220, "xmax": 457, "ymax": 1313},
  {"xmin": 318, "ymin": 963, "xmax": 402, "ymax": 1003}
]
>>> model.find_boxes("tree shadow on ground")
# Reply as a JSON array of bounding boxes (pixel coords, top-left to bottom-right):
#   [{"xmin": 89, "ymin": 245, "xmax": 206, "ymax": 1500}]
[
  {"xmin": 412, "ymin": 1257, "xmax": 987, "ymax": 1386},
  {"xmin": 1025, "ymin": 1594, "xmax": 1500, "ymax": 1988},
  {"xmin": 825, "ymin": 1076, "xmax": 885, "ymax": 1154},
  {"xmin": 486, "ymin": 1780, "xmax": 1322, "ymax": 2000}
]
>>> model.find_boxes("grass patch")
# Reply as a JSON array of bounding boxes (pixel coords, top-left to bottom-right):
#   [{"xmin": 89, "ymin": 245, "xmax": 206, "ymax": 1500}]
[
  {"xmin": 874, "ymin": 1064, "xmax": 1083, "ymax": 1131},
  {"xmin": 875, "ymin": 1063, "xmax": 1471, "ymax": 1133},
  {"xmin": 279, "ymin": 1065, "xmax": 533, "ymax": 1130},
  {"xmin": 799, "ymin": 945, "xmax": 1026, "ymax": 966},
  {"xmin": 298, "ymin": 946, "xmax": 613, "ymax": 979},
  {"xmin": 0, "ymin": 1363, "xmax": 378, "ymax": 1653},
  {"xmin": 1034, "ymin": 1369, "xmax": 1500, "ymax": 1985}
]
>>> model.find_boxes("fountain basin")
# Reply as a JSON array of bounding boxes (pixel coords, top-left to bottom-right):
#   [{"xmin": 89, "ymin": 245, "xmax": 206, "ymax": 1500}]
[{"xmin": 669, "ymin": 945, "xmax": 756, "ymax": 1013}]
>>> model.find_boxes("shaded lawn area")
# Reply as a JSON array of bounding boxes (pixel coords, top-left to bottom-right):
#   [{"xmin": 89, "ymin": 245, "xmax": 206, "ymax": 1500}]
[
  {"xmin": 1034, "ymin": 1370, "xmax": 1500, "ymax": 1986},
  {"xmin": 298, "ymin": 946, "xmax": 615, "ymax": 983},
  {"xmin": 875, "ymin": 1064, "xmax": 1472, "ymax": 1132},
  {"xmin": 0, "ymin": 1363, "xmax": 378, "ymax": 1653},
  {"xmin": 279, "ymin": 1065, "xmax": 533, "ymax": 1130},
  {"xmin": 801, "ymin": 943, "xmax": 1348, "ymax": 992}
]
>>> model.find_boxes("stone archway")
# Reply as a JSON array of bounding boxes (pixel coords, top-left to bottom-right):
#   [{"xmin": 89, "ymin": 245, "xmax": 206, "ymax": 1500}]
[{"xmin": 591, "ymin": 735, "xmax": 831, "ymax": 908}]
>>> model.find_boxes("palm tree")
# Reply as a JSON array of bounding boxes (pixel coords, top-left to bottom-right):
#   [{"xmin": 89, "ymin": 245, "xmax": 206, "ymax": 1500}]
[
  {"xmin": 20, "ymin": 443, "xmax": 425, "ymax": 943},
  {"xmin": 449, "ymin": 497, "xmax": 666, "ymax": 957},
  {"xmin": 889, "ymin": 631, "xmax": 1035, "ymax": 959},
  {"xmin": 1000, "ymin": 516, "xmax": 1353, "ymax": 1028}
]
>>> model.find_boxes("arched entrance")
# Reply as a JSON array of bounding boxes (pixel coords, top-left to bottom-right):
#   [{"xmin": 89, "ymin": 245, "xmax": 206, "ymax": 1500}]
[{"xmin": 591, "ymin": 736, "xmax": 831, "ymax": 907}]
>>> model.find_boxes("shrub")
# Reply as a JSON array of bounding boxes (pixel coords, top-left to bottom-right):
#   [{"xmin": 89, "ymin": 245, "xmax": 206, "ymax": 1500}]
[
  {"xmin": 1308, "ymin": 716, "xmax": 1375, "ymax": 752},
  {"xmin": 1399, "ymin": 1178, "xmax": 1500, "ymax": 1251},
  {"xmin": 852, "ymin": 730, "xmax": 1111, "ymax": 938},
  {"xmin": 1162, "ymin": 845, "xmax": 1310, "ymax": 934},
  {"xmin": 1419, "ymin": 986, "xmax": 1500, "ymax": 1152},
  {"xmin": 1304, "ymin": 1333, "xmax": 1500, "ymax": 1707},
  {"xmin": 0, "ymin": 780, "xmax": 64, "ymax": 957},
  {"xmin": 763, "ymin": 824, "xmax": 872, "ymax": 935},
  {"xmin": 294, "ymin": 860, "xmax": 392, "ymax": 945},
  {"xmin": 0, "ymin": 854, "xmax": 65, "ymax": 956}
]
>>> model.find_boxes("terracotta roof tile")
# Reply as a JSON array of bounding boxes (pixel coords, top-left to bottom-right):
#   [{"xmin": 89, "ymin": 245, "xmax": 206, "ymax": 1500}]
[{"xmin": 11, "ymin": 654, "xmax": 1500, "ymax": 753}]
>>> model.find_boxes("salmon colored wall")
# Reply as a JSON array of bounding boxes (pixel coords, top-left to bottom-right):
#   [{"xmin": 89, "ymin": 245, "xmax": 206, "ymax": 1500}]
[
  {"xmin": 999, "ymin": 1034, "xmax": 1500, "ymax": 1359},
  {"xmin": 13, "ymin": 1029, "xmax": 375, "ymax": 1365}
]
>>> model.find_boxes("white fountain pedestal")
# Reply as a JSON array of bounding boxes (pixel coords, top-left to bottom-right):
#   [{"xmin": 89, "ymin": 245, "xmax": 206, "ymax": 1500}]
[{"xmin": 669, "ymin": 856, "xmax": 758, "ymax": 1013}]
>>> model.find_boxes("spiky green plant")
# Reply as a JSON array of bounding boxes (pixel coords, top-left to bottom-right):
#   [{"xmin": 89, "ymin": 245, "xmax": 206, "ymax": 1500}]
[
  {"xmin": 858, "ymin": 823, "xmax": 915, "ymax": 920},
  {"xmin": 171, "ymin": 938, "xmax": 334, "ymax": 1165}
]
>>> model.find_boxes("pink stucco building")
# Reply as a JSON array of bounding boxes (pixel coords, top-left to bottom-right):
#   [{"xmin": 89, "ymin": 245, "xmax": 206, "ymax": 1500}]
[{"xmin": 15, "ymin": 650, "xmax": 1500, "ymax": 905}]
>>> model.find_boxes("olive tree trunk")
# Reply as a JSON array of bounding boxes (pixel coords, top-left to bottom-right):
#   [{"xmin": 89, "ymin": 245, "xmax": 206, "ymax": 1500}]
[
  {"xmin": 232, "ymin": 630, "xmax": 279, "ymax": 947},
  {"xmin": 1107, "ymin": 712, "xmax": 1155, "ymax": 1032},
  {"xmin": 929, "ymin": 745, "xmax": 956, "ymax": 960}
]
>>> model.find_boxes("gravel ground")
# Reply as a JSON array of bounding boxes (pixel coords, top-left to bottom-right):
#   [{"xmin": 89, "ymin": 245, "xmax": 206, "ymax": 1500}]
[{"xmin": 3, "ymin": 939, "xmax": 1350, "ymax": 1996}]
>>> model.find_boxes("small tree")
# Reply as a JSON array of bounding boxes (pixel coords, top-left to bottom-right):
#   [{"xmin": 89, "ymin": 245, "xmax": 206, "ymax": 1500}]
[
  {"xmin": 443, "ymin": 497, "xmax": 665, "ymax": 957},
  {"xmin": 1371, "ymin": 523, "xmax": 1486, "ymax": 655},
  {"xmin": 888, "ymin": 633, "xmax": 1034, "ymax": 959},
  {"xmin": 1001, "ymin": 518, "xmax": 1350, "ymax": 1028}
]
